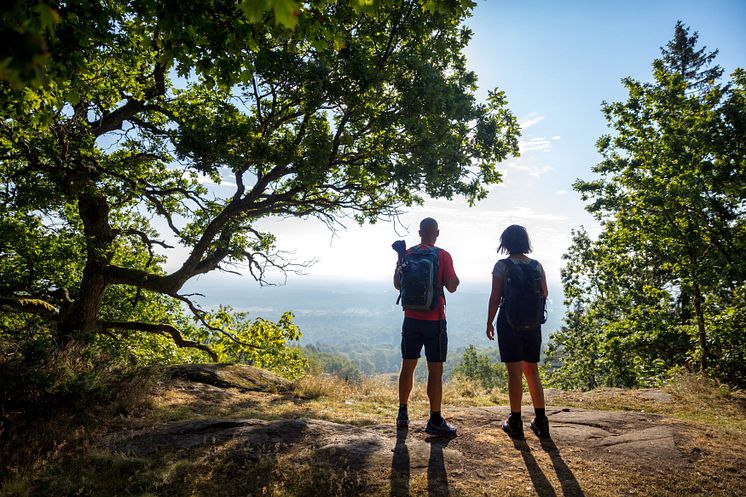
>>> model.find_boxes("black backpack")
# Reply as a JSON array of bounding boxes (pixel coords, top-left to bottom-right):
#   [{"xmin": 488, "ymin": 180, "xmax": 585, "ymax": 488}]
[
  {"xmin": 501, "ymin": 258, "xmax": 547, "ymax": 330},
  {"xmin": 397, "ymin": 245, "xmax": 442, "ymax": 311}
]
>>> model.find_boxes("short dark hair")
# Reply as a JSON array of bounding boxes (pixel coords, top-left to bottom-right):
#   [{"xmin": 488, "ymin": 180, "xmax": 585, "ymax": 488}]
[
  {"xmin": 419, "ymin": 217, "xmax": 438, "ymax": 231},
  {"xmin": 498, "ymin": 225, "xmax": 532, "ymax": 254}
]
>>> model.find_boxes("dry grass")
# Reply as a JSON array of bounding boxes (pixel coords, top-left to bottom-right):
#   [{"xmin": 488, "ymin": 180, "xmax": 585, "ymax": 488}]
[
  {"xmin": 664, "ymin": 372, "xmax": 746, "ymax": 427},
  {"xmin": 140, "ymin": 370, "xmax": 746, "ymax": 433},
  {"xmin": 0, "ymin": 355, "xmax": 165, "ymax": 497},
  {"xmin": 293, "ymin": 372, "xmax": 502, "ymax": 405},
  {"xmin": 545, "ymin": 372, "xmax": 746, "ymax": 433},
  {"xmin": 3, "ymin": 366, "xmax": 745, "ymax": 497},
  {"xmin": 288, "ymin": 373, "xmax": 509, "ymax": 425}
]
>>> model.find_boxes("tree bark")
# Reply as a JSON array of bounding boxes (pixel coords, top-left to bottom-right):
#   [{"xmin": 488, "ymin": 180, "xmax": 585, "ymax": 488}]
[
  {"xmin": 56, "ymin": 193, "xmax": 114, "ymax": 344},
  {"xmin": 692, "ymin": 281, "xmax": 708, "ymax": 372},
  {"xmin": 679, "ymin": 289, "xmax": 692, "ymax": 324}
]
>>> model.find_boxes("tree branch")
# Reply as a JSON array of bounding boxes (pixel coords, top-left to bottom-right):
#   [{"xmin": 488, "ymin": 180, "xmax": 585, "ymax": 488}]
[
  {"xmin": 0, "ymin": 297, "xmax": 59, "ymax": 318},
  {"xmin": 173, "ymin": 293, "xmax": 265, "ymax": 350},
  {"xmin": 90, "ymin": 61, "xmax": 169, "ymax": 137},
  {"xmin": 91, "ymin": 99, "xmax": 147, "ymax": 136},
  {"xmin": 116, "ymin": 228, "xmax": 174, "ymax": 250},
  {"xmin": 252, "ymin": 76, "xmax": 265, "ymax": 132},
  {"xmin": 98, "ymin": 320, "xmax": 218, "ymax": 361},
  {"xmin": 330, "ymin": 111, "xmax": 351, "ymax": 164}
]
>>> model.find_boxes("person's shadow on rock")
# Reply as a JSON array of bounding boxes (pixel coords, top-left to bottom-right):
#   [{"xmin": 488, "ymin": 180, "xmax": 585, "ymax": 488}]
[
  {"xmin": 539, "ymin": 437, "xmax": 585, "ymax": 497},
  {"xmin": 390, "ymin": 427, "xmax": 410, "ymax": 497},
  {"xmin": 512, "ymin": 438, "xmax": 557, "ymax": 497},
  {"xmin": 425, "ymin": 434, "xmax": 453, "ymax": 497}
]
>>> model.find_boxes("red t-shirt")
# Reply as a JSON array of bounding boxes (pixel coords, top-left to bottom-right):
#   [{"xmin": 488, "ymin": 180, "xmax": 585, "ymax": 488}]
[{"xmin": 403, "ymin": 244, "xmax": 457, "ymax": 321}]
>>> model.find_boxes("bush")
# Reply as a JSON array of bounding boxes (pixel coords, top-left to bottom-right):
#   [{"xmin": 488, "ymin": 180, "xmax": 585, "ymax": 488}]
[{"xmin": 453, "ymin": 345, "xmax": 507, "ymax": 392}]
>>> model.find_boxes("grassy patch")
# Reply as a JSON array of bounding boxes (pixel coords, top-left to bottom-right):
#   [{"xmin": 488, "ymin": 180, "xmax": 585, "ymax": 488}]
[
  {"xmin": 5, "ymin": 452, "xmax": 155, "ymax": 497},
  {"xmin": 545, "ymin": 372, "xmax": 746, "ymax": 433}
]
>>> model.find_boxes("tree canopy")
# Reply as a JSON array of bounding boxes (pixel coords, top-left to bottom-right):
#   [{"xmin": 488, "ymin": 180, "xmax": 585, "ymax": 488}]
[
  {"xmin": 546, "ymin": 22, "xmax": 746, "ymax": 389},
  {"xmin": 0, "ymin": 0, "xmax": 519, "ymax": 366}
]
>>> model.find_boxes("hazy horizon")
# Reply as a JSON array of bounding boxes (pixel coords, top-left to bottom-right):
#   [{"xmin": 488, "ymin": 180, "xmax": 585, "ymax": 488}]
[{"xmin": 182, "ymin": 273, "xmax": 565, "ymax": 373}]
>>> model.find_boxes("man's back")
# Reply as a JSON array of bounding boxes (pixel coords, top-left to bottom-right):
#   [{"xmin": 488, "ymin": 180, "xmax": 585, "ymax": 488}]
[
  {"xmin": 394, "ymin": 217, "xmax": 459, "ymax": 438},
  {"xmin": 403, "ymin": 244, "xmax": 457, "ymax": 321}
]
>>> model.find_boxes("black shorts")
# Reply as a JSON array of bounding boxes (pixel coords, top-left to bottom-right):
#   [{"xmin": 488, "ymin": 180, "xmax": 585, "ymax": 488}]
[
  {"xmin": 401, "ymin": 318, "xmax": 448, "ymax": 362},
  {"xmin": 496, "ymin": 312, "xmax": 541, "ymax": 363}
]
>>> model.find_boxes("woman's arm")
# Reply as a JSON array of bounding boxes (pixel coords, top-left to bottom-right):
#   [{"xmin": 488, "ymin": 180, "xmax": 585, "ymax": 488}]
[
  {"xmin": 541, "ymin": 271, "xmax": 548, "ymax": 299},
  {"xmin": 486, "ymin": 274, "xmax": 503, "ymax": 340}
]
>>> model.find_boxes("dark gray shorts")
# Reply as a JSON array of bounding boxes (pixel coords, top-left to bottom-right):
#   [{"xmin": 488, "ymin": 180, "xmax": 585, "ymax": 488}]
[
  {"xmin": 496, "ymin": 313, "xmax": 541, "ymax": 363},
  {"xmin": 401, "ymin": 318, "xmax": 448, "ymax": 362}
]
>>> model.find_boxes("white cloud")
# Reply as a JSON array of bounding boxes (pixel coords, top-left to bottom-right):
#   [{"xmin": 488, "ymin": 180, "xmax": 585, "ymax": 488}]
[
  {"xmin": 552, "ymin": 135, "xmax": 561, "ymax": 140},
  {"xmin": 196, "ymin": 174, "xmax": 237, "ymax": 189},
  {"xmin": 519, "ymin": 137, "xmax": 553, "ymax": 153},
  {"xmin": 555, "ymin": 190, "xmax": 568, "ymax": 195},
  {"xmin": 504, "ymin": 160, "xmax": 553, "ymax": 178},
  {"xmin": 477, "ymin": 207, "xmax": 568, "ymax": 222},
  {"xmin": 519, "ymin": 113, "xmax": 546, "ymax": 130}
]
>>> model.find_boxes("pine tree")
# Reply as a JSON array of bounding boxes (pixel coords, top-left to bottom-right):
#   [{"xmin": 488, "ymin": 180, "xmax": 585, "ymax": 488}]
[
  {"xmin": 566, "ymin": 22, "xmax": 746, "ymax": 383},
  {"xmin": 660, "ymin": 21, "xmax": 723, "ymax": 93}
]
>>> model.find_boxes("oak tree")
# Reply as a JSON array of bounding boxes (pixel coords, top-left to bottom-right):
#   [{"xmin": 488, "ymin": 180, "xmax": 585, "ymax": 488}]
[{"xmin": 0, "ymin": 0, "xmax": 519, "ymax": 362}]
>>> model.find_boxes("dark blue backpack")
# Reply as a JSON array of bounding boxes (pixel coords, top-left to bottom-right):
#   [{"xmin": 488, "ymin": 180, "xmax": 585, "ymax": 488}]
[
  {"xmin": 501, "ymin": 258, "xmax": 547, "ymax": 330},
  {"xmin": 397, "ymin": 245, "xmax": 442, "ymax": 311}
]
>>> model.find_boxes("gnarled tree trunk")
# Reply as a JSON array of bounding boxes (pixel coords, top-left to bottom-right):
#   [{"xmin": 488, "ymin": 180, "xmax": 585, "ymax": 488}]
[{"xmin": 56, "ymin": 193, "xmax": 114, "ymax": 344}]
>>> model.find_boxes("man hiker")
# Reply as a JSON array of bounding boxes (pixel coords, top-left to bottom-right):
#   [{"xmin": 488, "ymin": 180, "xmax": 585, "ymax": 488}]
[{"xmin": 393, "ymin": 217, "xmax": 460, "ymax": 436}]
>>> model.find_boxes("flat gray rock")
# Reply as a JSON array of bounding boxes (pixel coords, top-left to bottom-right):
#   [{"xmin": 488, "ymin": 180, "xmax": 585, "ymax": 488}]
[
  {"xmin": 107, "ymin": 417, "xmax": 462, "ymax": 471},
  {"xmin": 169, "ymin": 363, "xmax": 291, "ymax": 392},
  {"xmin": 106, "ymin": 406, "xmax": 683, "ymax": 474}
]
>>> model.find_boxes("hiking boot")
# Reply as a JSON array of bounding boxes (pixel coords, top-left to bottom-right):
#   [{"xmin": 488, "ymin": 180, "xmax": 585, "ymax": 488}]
[
  {"xmin": 501, "ymin": 417, "xmax": 525, "ymax": 440},
  {"xmin": 425, "ymin": 418, "xmax": 457, "ymax": 437},
  {"xmin": 396, "ymin": 409, "xmax": 409, "ymax": 428},
  {"xmin": 530, "ymin": 416, "xmax": 550, "ymax": 438}
]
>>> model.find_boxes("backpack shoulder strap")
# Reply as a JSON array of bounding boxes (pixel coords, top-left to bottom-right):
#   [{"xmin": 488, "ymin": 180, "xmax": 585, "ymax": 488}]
[{"xmin": 410, "ymin": 244, "xmax": 439, "ymax": 255}]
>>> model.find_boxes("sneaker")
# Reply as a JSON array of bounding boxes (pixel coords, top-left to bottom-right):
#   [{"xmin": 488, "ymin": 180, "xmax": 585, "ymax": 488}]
[
  {"xmin": 501, "ymin": 417, "xmax": 525, "ymax": 440},
  {"xmin": 396, "ymin": 410, "xmax": 409, "ymax": 428},
  {"xmin": 425, "ymin": 418, "xmax": 457, "ymax": 437},
  {"xmin": 530, "ymin": 417, "xmax": 550, "ymax": 438}
]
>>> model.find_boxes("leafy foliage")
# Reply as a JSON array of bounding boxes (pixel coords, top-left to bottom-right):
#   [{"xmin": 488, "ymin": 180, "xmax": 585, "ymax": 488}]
[
  {"xmin": 303, "ymin": 344, "xmax": 362, "ymax": 381},
  {"xmin": 1, "ymin": 1, "xmax": 518, "ymax": 391},
  {"xmin": 0, "ymin": 1, "xmax": 61, "ymax": 87},
  {"xmin": 547, "ymin": 23, "xmax": 746, "ymax": 389},
  {"xmin": 453, "ymin": 344, "xmax": 507, "ymax": 391}
]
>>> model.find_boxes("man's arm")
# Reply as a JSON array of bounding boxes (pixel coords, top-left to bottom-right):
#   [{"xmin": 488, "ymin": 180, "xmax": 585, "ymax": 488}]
[
  {"xmin": 444, "ymin": 273, "xmax": 459, "ymax": 293},
  {"xmin": 393, "ymin": 266, "xmax": 401, "ymax": 290},
  {"xmin": 442, "ymin": 251, "xmax": 459, "ymax": 293}
]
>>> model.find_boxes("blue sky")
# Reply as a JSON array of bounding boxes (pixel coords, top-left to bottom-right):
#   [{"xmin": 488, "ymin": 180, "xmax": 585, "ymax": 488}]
[{"xmin": 180, "ymin": 0, "xmax": 746, "ymax": 289}]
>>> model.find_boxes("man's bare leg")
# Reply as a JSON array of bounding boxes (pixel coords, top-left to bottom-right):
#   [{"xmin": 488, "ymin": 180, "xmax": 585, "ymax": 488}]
[
  {"xmin": 399, "ymin": 358, "xmax": 418, "ymax": 404},
  {"xmin": 426, "ymin": 361, "xmax": 443, "ymax": 412}
]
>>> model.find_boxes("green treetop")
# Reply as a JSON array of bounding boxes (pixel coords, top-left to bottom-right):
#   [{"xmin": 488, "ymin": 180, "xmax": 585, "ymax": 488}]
[
  {"xmin": 551, "ymin": 22, "xmax": 745, "ymax": 387},
  {"xmin": 0, "ymin": 0, "xmax": 519, "ymax": 361}
]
